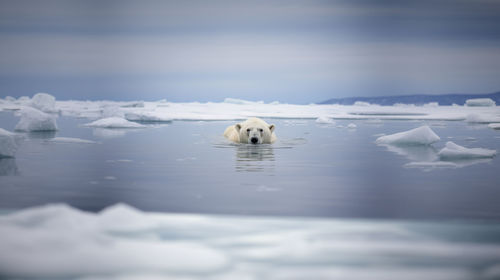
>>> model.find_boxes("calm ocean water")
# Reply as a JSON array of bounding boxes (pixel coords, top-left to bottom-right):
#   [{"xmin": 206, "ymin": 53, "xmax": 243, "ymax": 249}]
[{"xmin": 1, "ymin": 111, "xmax": 499, "ymax": 221}]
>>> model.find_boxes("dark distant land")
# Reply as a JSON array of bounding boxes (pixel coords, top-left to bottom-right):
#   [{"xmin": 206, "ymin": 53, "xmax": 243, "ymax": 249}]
[{"xmin": 319, "ymin": 91, "xmax": 500, "ymax": 106}]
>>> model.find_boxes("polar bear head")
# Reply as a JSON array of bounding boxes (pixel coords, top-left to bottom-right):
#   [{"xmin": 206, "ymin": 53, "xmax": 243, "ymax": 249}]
[{"xmin": 235, "ymin": 118, "xmax": 275, "ymax": 144}]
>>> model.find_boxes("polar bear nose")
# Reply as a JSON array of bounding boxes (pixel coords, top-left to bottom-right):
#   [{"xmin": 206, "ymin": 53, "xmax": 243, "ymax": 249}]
[{"xmin": 250, "ymin": 137, "xmax": 259, "ymax": 144}]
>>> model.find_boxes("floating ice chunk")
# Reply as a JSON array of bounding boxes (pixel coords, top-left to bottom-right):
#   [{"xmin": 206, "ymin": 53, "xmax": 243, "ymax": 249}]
[
  {"xmin": 438, "ymin": 141, "xmax": 496, "ymax": 159},
  {"xmin": 4, "ymin": 96, "xmax": 15, "ymax": 102},
  {"xmin": 125, "ymin": 111, "xmax": 173, "ymax": 122},
  {"xmin": 84, "ymin": 117, "xmax": 146, "ymax": 128},
  {"xmin": 315, "ymin": 116, "xmax": 335, "ymax": 124},
  {"xmin": 423, "ymin": 102, "xmax": 439, "ymax": 107},
  {"xmin": 31, "ymin": 93, "xmax": 58, "ymax": 113},
  {"xmin": 48, "ymin": 137, "xmax": 97, "ymax": 144},
  {"xmin": 0, "ymin": 128, "xmax": 23, "ymax": 158},
  {"xmin": 347, "ymin": 123, "xmax": 357, "ymax": 129},
  {"xmin": 465, "ymin": 98, "xmax": 495, "ymax": 107},
  {"xmin": 488, "ymin": 123, "xmax": 500, "ymax": 130},
  {"xmin": 466, "ymin": 113, "xmax": 500, "ymax": 123},
  {"xmin": 14, "ymin": 107, "xmax": 58, "ymax": 132},
  {"xmin": 375, "ymin": 126, "xmax": 440, "ymax": 146},
  {"xmin": 404, "ymin": 161, "xmax": 458, "ymax": 169}
]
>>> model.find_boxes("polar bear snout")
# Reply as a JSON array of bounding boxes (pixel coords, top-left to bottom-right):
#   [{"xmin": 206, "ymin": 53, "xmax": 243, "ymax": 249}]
[{"xmin": 250, "ymin": 137, "xmax": 259, "ymax": 144}]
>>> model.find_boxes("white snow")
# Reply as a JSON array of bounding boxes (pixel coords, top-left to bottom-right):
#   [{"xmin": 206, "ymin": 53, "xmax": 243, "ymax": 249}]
[
  {"xmin": 438, "ymin": 141, "xmax": 496, "ymax": 160},
  {"xmin": 0, "ymin": 128, "xmax": 22, "ymax": 157},
  {"xmin": 375, "ymin": 126, "xmax": 440, "ymax": 146},
  {"xmin": 48, "ymin": 137, "xmax": 97, "ymax": 144},
  {"xmin": 465, "ymin": 98, "xmax": 496, "ymax": 107},
  {"xmin": 354, "ymin": 101, "xmax": 371, "ymax": 106},
  {"xmin": 1, "ymin": 203, "xmax": 500, "ymax": 279},
  {"xmin": 30, "ymin": 93, "xmax": 58, "ymax": 113},
  {"xmin": 223, "ymin": 98, "xmax": 264, "ymax": 105},
  {"xmin": 84, "ymin": 117, "xmax": 146, "ymax": 128},
  {"xmin": 14, "ymin": 107, "xmax": 58, "ymax": 132},
  {"xmin": 125, "ymin": 111, "xmax": 173, "ymax": 122},
  {"xmin": 315, "ymin": 116, "xmax": 335, "ymax": 124}
]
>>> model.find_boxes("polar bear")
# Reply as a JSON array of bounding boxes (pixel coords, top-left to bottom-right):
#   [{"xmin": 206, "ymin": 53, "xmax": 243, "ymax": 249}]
[{"xmin": 224, "ymin": 117, "xmax": 276, "ymax": 144}]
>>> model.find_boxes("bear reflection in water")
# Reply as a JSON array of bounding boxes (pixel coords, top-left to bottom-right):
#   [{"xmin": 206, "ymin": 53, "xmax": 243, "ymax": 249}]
[{"xmin": 235, "ymin": 144, "xmax": 275, "ymax": 173}]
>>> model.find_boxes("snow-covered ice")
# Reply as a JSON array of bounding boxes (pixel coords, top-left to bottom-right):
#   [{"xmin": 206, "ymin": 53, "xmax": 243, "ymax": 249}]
[
  {"xmin": 438, "ymin": 141, "xmax": 497, "ymax": 160},
  {"xmin": 30, "ymin": 93, "xmax": 58, "ymax": 113},
  {"xmin": 0, "ymin": 128, "xmax": 22, "ymax": 157},
  {"xmin": 347, "ymin": 123, "xmax": 357, "ymax": 129},
  {"xmin": 1, "ymin": 203, "xmax": 500, "ymax": 280},
  {"xmin": 14, "ymin": 106, "xmax": 58, "ymax": 132},
  {"xmin": 84, "ymin": 117, "xmax": 146, "ymax": 128},
  {"xmin": 466, "ymin": 113, "xmax": 500, "ymax": 123},
  {"xmin": 125, "ymin": 111, "xmax": 173, "ymax": 122},
  {"xmin": 465, "ymin": 98, "xmax": 496, "ymax": 107},
  {"xmin": 375, "ymin": 126, "xmax": 440, "ymax": 146}
]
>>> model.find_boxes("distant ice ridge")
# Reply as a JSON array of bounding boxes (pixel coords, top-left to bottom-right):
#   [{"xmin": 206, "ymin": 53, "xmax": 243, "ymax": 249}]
[
  {"xmin": 375, "ymin": 126, "xmax": 440, "ymax": 145},
  {"xmin": 438, "ymin": 141, "xmax": 496, "ymax": 160},
  {"xmin": 14, "ymin": 107, "xmax": 58, "ymax": 132},
  {"xmin": 0, "ymin": 128, "xmax": 22, "ymax": 157},
  {"xmin": 465, "ymin": 98, "xmax": 496, "ymax": 107},
  {"xmin": 223, "ymin": 98, "xmax": 264, "ymax": 105},
  {"xmin": 84, "ymin": 117, "xmax": 146, "ymax": 128},
  {"xmin": 2, "ymin": 203, "xmax": 500, "ymax": 280},
  {"xmin": 315, "ymin": 116, "xmax": 335, "ymax": 124},
  {"xmin": 48, "ymin": 137, "xmax": 97, "ymax": 144}
]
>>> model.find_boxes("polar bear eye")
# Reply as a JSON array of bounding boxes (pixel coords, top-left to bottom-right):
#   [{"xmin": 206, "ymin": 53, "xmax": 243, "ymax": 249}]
[
  {"xmin": 246, "ymin": 128, "xmax": 251, "ymax": 132},
  {"xmin": 259, "ymin": 128, "xmax": 263, "ymax": 132}
]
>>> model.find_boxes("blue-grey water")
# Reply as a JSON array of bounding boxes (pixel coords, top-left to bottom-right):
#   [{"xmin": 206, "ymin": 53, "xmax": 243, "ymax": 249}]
[{"xmin": 1, "ymin": 112, "xmax": 500, "ymax": 221}]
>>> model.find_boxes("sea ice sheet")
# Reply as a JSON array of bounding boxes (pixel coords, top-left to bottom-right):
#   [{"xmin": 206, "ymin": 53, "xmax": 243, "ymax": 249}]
[{"xmin": 0, "ymin": 128, "xmax": 22, "ymax": 157}]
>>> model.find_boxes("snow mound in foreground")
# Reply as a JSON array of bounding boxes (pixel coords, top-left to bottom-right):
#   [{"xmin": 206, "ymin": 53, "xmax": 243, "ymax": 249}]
[
  {"xmin": 14, "ymin": 107, "xmax": 58, "ymax": 132},
  {"xmin": 84, "ymin": 117, "xmax": 146, "ymax": 128},
  {"xmin": 125, "ymin": 111, "xmax": 173, "ymax": 122},
  {"xmin": 31, "ymin": 93, "xmax": 57, "ymax": 113},
  {"xmin": 375, "ymin": 126, "xmax": 440, "ymax": 145},
  {"xmin": 1, "ymin": 203, "xmax": 500, "ymax": 279},
  {"xmin": 465, "ymin": 98, "xmax": 496, "ymax": 107},
  {"xmin": 315, "ymin": 116, "xmax": 335, "ymax": 124},
  {"xmin": 438, "ymin": 141, "xmax": 496, "ymax": 160},
  {"xmin": 0, "ymin": 128, "xmax": 22, "ymax": 157}
]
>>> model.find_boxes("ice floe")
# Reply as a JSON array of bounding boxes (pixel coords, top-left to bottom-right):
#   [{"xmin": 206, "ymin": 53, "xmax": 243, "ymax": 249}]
[
  {"xmin": 489, "ymin": 123, "xmax": 500, "ymax": 130},
  {"xmin": 466, "ymin": 113, "xmax": 500, "ymax": 123},
  {"xmin": 315, "ymin": 116, "xmax": 335, "ymax": 124},
  {"xmin": 84, "ymin": 117, "xmax": 146, "ymax": 128},
  {"xmin": 0, "ymin": 128, "xmax": 22, "ymax": 158},
  {"xmin": 465, "ymin": 98, "xmax": 496, "ymax": 107},
  {"xmin": 1, "ymin": 203, "xmax": 500, "ymax": 279},
  {"xmin": 375, "ymin": 126, "xmax": 440, "ymax": 146},
  {"xmin": 125, "ymin": 111, "xmax": 173, "ymax": 122},
  {"xmin": 14, "ymin": 107, "xmax": 58, "ymax": 132},
  {"xmin": 438, "ymin": 141, "xmax": 496, "ymax": 160}
]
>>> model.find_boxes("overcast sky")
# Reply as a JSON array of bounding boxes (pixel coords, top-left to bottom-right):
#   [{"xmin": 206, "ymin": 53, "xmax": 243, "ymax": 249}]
[{"xmin": 1, "ymin": 0, "xmax": 500, "ymax": 103}]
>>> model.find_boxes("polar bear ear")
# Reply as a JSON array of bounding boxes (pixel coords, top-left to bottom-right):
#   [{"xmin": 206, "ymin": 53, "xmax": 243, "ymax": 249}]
[
  {"xmin": 269, "ymin": 124, "xmax": 275, "ymax": 133},
  {"xmin": 235, "ymin": 124, "xmax": 242, "ymax": 132}
]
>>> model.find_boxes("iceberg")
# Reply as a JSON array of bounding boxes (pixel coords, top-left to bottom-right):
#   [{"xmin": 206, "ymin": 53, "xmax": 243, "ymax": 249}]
[
  {"xmin": 14, "ymin": 107, "xmax": 58, "ymax": 132},
  {"xmin": 375, "ymin": 126, "xmax": 440, "ymax": 146},
  {"xmin": 0, "ymin": 128, "xmax": 22, "ymax": 158},
  {"xmin": 30, "ymin": 93, "xmax": 58, "ymax": 113},
  {"xmin": 84, "ymin": 117, "xmax": 146, "ymax": 128},
  {"xmin": 465, "ymin": 98, "xmax": 496, "ymax": 107},
  {"xmin": 125, "ymin": 111, "xmax": 173, "ymax": 122},
  {"xmin": 438, "ymin": 141, "xmax": 496, "ymax": 160}
]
